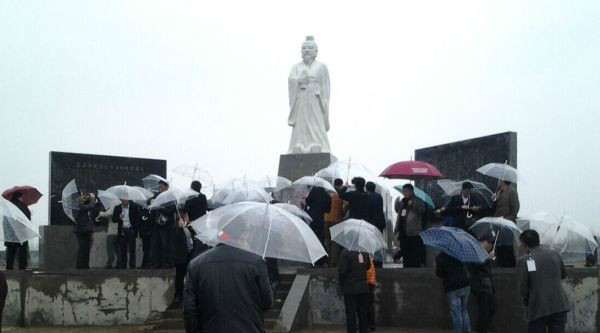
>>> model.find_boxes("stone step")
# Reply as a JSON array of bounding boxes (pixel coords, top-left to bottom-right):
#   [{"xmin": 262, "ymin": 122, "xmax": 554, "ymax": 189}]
[
  {"xmin": 164, "ymin": 308, "xmax": 183, "ymax": 319},
  {"xmin": 146, "ymin": 330, "xmax": 185, "ymax": 333},
  {"xmin": 147, "ymin": 318, "xmax": 185, "ymax": 330}
]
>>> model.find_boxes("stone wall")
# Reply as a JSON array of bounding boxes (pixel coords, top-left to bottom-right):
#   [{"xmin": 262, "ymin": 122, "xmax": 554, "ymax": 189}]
[
  {"xmin": 2, "ymin": 269, "xmax": 174, "ymax": 326},
  {"xmin": 301, "ymin": 267, "xmax": 599, "ymax": 333}
]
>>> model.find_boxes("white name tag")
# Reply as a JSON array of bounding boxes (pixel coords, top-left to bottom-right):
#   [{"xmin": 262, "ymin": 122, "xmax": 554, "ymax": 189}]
[
  {"xmin": 527, "ymin": 259, "xmax": 537, "ymax": 272},
  {"xmin": 358, "ymin": 254, "xmax": 364, "ymax": 263},
  {"xmin": 401, "ymin": 209, "xmax": 407, "ymax": 217}
]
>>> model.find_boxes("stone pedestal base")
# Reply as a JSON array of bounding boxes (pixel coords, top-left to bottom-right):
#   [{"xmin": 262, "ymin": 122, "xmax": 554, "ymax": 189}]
[
  {"xmin": 39, "ymin": 225, "xmax": 143, "ymax": 270},
  {"xmin": 276, "ymin": 153, "xmax": 336, "ymax": 204}
]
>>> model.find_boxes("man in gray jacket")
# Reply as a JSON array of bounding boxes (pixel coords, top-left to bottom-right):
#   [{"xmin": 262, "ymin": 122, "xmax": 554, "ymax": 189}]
[
  {"xmin": 183, "ymin": 229, "xmax": 272, "ymax": 333},
  {"xmin": 517, "ymin": 230, "xmax": 570, "ymax": 333}
]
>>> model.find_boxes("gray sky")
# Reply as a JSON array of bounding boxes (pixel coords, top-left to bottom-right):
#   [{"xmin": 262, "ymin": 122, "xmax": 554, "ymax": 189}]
[{"xmin": 1, "ymin": 1, "xmax": 599, "ymax": 233}]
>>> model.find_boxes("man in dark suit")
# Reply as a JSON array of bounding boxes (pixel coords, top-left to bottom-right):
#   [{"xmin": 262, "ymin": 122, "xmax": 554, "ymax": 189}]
[
  {"xmin": 183, "ymin": 226, "xmax": 272, "ymax": 333},
  {"xmin": 73, "ymin": 193, "xmax": 97, "ymax": 269},
  {"xmin": 112, "ymin": 200, "xmax": 141, "ymax": 269},
  {"xmin": 304, "ymin": 185, "xmax": 332, "ymax": 244},
  {"xmin": 437, "ymin": 181, "xmax": 486, "ymax": 230},
  {"xmin": 517, "ymin": 230, "xmax": 569, "ymax": 333},
  {"xmin": 184, "ymin": 181, "xmax": 207, "ymax": 222},
  {"xmin": 394, "ymin": 184, "xmax": 426, "ymax": 268},
  {"xmin": 150, "ymin": 181, "xmax": 177, "ymax": 269},
  {"xmin": 138, "ymin": 202, "xmax": 153, "ymax": 268},
  {"xmin": 365, "ymin": 182, "xmax": 386, "ymax": 232},
  {"xmin": 338, "ymin": 242, "xmax": 371, "ymax": 333},
  {"xmin": 339, "ymin": 177, "xmax": 370, "ymax": 221}
]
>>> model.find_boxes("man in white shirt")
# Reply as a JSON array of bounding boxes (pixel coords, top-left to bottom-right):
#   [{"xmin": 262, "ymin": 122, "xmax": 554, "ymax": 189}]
[{"xmin": 112, "ymin": 200, "xmax": 140, "ymax": 269}]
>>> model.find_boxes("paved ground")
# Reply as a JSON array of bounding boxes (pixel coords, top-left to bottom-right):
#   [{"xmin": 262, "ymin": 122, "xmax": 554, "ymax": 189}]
[{"xmin": 2, "ymin": 326, "xmax": 454, "ymax": 333}]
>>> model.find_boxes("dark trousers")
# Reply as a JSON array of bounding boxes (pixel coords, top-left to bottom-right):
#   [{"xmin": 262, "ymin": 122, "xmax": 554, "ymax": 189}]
[
  {"xmin": 325, "ymin": 222, "xmax": 342, "ymax": 267},
  {"xmin": 75, "ymin": 232, "xmax": 92, "ymax": 269},
  {"xmin": 528, "ymin": 311, "xmax": 568, "ymax": 333},
  {"xmin": 311, "ymin": 221, "xmax": 326, "ymax": 266},
  {"xmin": 475, "ymin": 292, "xmax": 497, "ymax": 333},
  {"xmin": 344, "ymin": 293, "xmax": 369, "ymax": 333},
  {"xmin": 496, "ymin": 246, "xmax": 516, "ymax": 267},
  {"xmin": 5, "ymin": 241, "xmax": 28, "ymax": 270},
  {"xmin": 403, "ymin": 236, "xmax": 425, "ymax": 268},
  {"xmin": 151, "ymin": 227, "xmax": 173, "ymax": 268},
  {"xmin": 174, "ymin": 256, "xmax": 190, "ymax": 299},
  {"xmin": 367, "ymin": 285, "xmax": 376, "ymax": 329},
  {"xmin": 140, "ymin": 234, "xmax": 152, "ymax": 268},
  {"xmin": 120, "ymin": 228, "xmax": 137, "ymax": 269},
  {"xmin": 0, "ymin": 271, "xmax": 7, "ymax": 332},
  {"xmin": 106, "ymin": 235, "xmax": 120, "ymax": 268}
]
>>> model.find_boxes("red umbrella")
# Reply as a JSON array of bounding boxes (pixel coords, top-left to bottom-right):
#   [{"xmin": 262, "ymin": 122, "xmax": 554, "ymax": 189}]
[
  {"xmin": 2, "ymin": 186, "xmax": 43, "ymax": 206},
  {"xmin": 380, "ymin": 161, "xmax": 444, "ymax": 180}
]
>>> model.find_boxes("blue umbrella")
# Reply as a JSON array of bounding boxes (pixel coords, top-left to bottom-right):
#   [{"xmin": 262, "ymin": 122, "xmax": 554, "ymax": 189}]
[
  {"xmin": 420, "ymin": 226, "xmax": 489, "ymax": 263},
  {"xmin": 393, "ymin": 185, "xmax": 435, "ymax": 208}
]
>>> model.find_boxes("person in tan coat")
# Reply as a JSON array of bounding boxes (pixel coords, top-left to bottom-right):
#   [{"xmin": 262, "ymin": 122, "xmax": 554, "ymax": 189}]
[{"xmin": 493, "ymin": 180, "xmax": 520, "ymax": 267}]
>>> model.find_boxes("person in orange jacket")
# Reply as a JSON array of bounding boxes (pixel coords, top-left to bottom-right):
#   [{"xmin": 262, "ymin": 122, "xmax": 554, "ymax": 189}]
[
  {"xmin": 324, "ymin": 179, "xmax": 348, "ymax": 267},
  {"xmin": 367, "ymin": 255, "xmax": 377, "ymax": 331}
]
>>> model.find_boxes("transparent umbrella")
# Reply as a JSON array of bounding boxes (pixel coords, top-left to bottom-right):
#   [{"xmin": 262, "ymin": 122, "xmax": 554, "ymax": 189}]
[
  {"xmin": 61, "ymin": 179, "xmax": 80, "ymax": 222},
  {"xmin": 273, "ymin": 203, "xmax": 312, "ymax": 224},
  {"xmin": 222, "ymin": 184, "xmax": 272, "ymax": 205},
  {"xmin": 142, "ymin": 174, "xmax": 168, "ymax": 192},
  {"xmin": 149, "ymin": 188, "xmax": 199, "ymax": 211},
  {"xmin": 476, "ymin": 163, "xmax": 521, "ymax": 183},
  {"xmin": 98, "ymin": 190, "xmax": 121, "ymax": 211},
  {"xmin": 315, "ymin": 158, "xmax": 373, "ymax": 184},
  {"xmin": 330, "ymin": 219, "xmax": 385, "ymax": 255},
  {"xmin": 211, "ymin": 178, "xmax": 258, "ymax": 207},
  {"xmin": 517, "ymin": 212, "xmax": 598, "ymax": 262},
  {"xmin": 291, "ymin": 176, "xmax": 336, "ymax": 193},
  {"xmin": 437, "ymin": 179, "xmax": 494, "ymax": 207},
  {"xmin": 257, "ymin": 176, "xmax": 292, "ymax": 193},
  {"xmin": 0, "ymin": 197, "xmax": 40, "ymax": 243},
  {"xmin": 172, "ymin": 163, "xmax": 215, "ymax": 196},
  {"xmin": 469, "ymin": 217, "xmax": 522, "ymax": 248},
  {"xmin": 189, "ymin": 202, "xmax": 327, "ymax": 264},
  {"xmin": 107, "ymin": 184, "xmax": 151, "ymax": 202}
]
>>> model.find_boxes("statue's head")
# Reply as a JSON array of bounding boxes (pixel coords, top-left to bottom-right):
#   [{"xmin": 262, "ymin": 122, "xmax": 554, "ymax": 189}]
[{"xmin": 301, "ymin": 36, "xmax": 318, "ymax": 63}]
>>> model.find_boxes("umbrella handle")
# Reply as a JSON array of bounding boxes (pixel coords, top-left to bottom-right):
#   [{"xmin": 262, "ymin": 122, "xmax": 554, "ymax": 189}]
[{"xmin": 492, "ymin": 229, "xmax": 500, "ymax": 253}]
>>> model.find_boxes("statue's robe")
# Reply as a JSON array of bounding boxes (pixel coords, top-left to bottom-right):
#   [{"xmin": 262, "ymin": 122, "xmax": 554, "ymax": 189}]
[{"xmin": 287, "ymin": 60, "xmax": 331, "ymax": 153}]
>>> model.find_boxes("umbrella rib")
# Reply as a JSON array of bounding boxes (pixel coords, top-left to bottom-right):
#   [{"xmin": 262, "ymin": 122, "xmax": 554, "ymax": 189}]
[{"xmin": 262, "ymin": 204, "xmax": 273, "ymax": 259}]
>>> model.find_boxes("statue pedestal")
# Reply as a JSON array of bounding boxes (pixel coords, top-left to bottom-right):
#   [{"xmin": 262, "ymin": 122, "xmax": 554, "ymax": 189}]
[
  {"xmin": 277, "ymin": 153, "xmax": 336, "ymax": 204},
  {"xmin": 277, "ymin": 153, "xmax": 336, "ymax": 182}
]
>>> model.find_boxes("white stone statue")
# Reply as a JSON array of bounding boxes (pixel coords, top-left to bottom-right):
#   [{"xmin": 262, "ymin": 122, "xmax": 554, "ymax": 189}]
[{"xmin": 287, "ymin": 36, "xmax": 331, "ymax": 154}]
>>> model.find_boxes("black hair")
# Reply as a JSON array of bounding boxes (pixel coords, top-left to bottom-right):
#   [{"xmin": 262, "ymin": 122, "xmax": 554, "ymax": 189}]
[
  {"xmin": 158, "ymin": 180, "xmax": 169, "ymax": 188},
  {"xmin": 519, "ymin": 229, "xmax": 540, "ymax": 248},
  {"xmin": 191, "ymin": 180, "xmax": 202, "ymax": 192},
  {"xmin": 334, "ymin": 179, "xmax": 343, "ymax": 187},
  {"xmin": 402, "ymin": 183, "xmax": 414, "ymax": 192},
  {"xmin": 462, "ymin": 182, "xmax": 473, "ymax": 190},
  {"xmin": 351, "ymin": 177, "xmax": 366, "ymax": 190},
  {"xmin": 12, "ymin": 191, "xmax": 23, "ymax": 200},
  {"xmin": 365, "ymin": 182, "xmax": 376, "ymax": 192}
]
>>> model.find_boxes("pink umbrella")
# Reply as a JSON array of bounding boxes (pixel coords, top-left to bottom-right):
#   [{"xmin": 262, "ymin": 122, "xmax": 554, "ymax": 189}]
[
  {"xmin": 379, "ymin": 161, "xmax": 444, "ymax": 180},
  {"xmin": 2, "ymin": 186, "xmax": 43, "ymax": 206}
]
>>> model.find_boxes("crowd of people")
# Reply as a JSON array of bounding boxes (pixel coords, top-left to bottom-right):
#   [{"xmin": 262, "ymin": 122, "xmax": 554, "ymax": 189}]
[{"xmin": 2, "ymin": 173, "xmax": 573, "ymax": 333}]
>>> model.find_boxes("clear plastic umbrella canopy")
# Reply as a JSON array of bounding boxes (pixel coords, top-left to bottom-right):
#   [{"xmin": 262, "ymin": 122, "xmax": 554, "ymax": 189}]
[
  {"xmin": 98, "ymin": 190, "xmax": 121, "ymax": 211},
  {"xmin": 189, "ymin": 202, "xmax": 327, "ymax": 264},
  {"xmin": 517, "ymin": 212, "xmax": 598, "ymax": 262},
  {"xmin": 273, "ymin": 203, "xmax": 312, "ymax": 224},
  {"xmin": 257, "ymin": 176, "xmax": 292, "ymax": 193},
  {"xmin": 171, "ymin": 163, "xmax": 215, "ymax": 197},
  {"xmin": 61, "ymin": 179, "xmax": 80, "ymax": 222},
  {"xmin": 476, "ymin": 163, "xmax": 521, "ymax": 183},
  {"xmin": 469, "ymin": 217, "xmax": 522, "ymax": 247},
  {"xmin": 315, "ymin": 159, "xmax": 373, "ymax": 184},
  {"xmin": 330, "ymin": 219, "xmax": 385, "ymax": 254},
  {"xmin": 142, "ymin": 174, "xmax": 168, "ymax": 192},
  {"xmin": 221, "ymin": 184, "xmax": 272, "ymax": 205},
  {"xmin": 291, "ymin": 176, "xmax": 336, "ymax": 193},
  {"xmin": 0, "ymin": 197, "xmax": 40, "ymax": 243},
  {"xmin": 149, "ymin": 188, "xmax": 199, "ymax": 211},
  {"xmin": 211, "ymin": 178, "xmax": 259, "ymax": 207},
  {"xmin": 437, "ymin": 179, "xmax": 495, "ymax": 207},
  {"xmin": 107, "ymin": 184, "xmax": 150, "ymax": 202}
]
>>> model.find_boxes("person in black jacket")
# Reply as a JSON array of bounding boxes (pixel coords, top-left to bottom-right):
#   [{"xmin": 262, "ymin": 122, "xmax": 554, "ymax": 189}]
[
  {"xmin": 304, "ymin": 186, "xmax": 331, "ymax": 244},
  {"xmin": 338, "ymin": 242, "xmax": 371, "ymax": 333},
  {"xmin": 73, "ymin": 192, "xmax": 97, "ymax": 269},
  {"xmin": 469, "ymin": 236, "xmax": 496, "ymax": 333},
  {"xmin": 183, "ymin": 232, "xmax": 272, "ymax": 333},
  {"xmin": 183, "ymin": 181, "xmax": 209, "ymax": 256},
  {"xmin": 436, "ymin": 252, "xmax": 471, "ymax": 333},
  {"xmin": 173, "ymin": 215, "xmax": 194, "ymax": 304},
  {"xmin": 436, "ymin": 182, "xmax": 487, "ymax": 230},
  {"xmin": 150, "ymin": 181, "xmax": 177, "ymax": 269},
  {"xmin": 112, "ymin": 200, "xmax": 141, "ymax": 269},
  {"xmin": 365, "ymin": 182, "xmax": 386, "ymax": 232},
  {"xmin": 138, "ymin": 201, "xmax": 153, "ymax": 268},
  {"xmin": 339, "ymin": 177, "xmax": 370, "ymax": 221},
  {"xmin": 5, "ymin": 192, "xmax": 30, "ymax": 270}
]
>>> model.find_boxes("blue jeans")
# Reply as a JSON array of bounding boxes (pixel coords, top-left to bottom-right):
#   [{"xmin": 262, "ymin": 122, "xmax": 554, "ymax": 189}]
[{"xmin": 447, "ymin": 286, "xmax": 471, "ymax": 333}]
